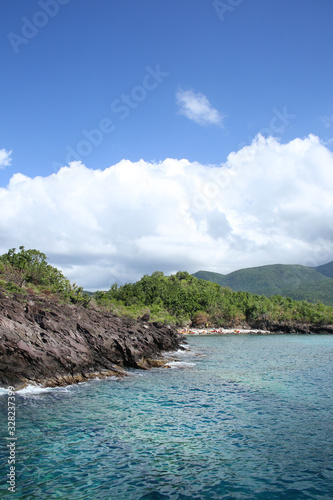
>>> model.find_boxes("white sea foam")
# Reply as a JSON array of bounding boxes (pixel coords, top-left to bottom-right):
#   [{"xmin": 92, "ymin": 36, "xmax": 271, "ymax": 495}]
[
  {"xmin": 18, "ymin": 384, "xmax": 57, "ymax": 395},
  {"xmin": 0, "ymin": 386, "xmax": 53, "ymax": 396},
  {"xmin": 17, "ymin": 383, "xmax": 73, "ymax": 396},
  {"xmin": 163, "ymin": 347, "xmax": 191, "ymax": 359},
  {"xmin": 173, "ymin": 349, "xmax": 191, "ymax": 356},
  {"xmin": 166, "ymin": 361, "xmax": 195, "ymax": 369}
]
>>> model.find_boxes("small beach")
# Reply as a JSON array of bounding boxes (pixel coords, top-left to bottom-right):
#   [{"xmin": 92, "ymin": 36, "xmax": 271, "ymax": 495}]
[{"xmin": 178, "ymin": 327, "xmax": 272, "ymax": 335}]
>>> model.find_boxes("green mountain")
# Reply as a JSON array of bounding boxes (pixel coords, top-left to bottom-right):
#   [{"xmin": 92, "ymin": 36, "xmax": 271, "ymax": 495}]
[
  {"xmin": 193, "ymin": 262, "xmax": 333, "ymax": 306},
  {"xmin": 315, "ymin": 261, "xmax": 333, "ymax": 279}
]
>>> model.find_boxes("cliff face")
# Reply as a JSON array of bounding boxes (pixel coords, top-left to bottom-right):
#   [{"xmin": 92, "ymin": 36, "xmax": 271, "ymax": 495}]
[{"xmin": 0, "ymin": 290, "xmax": 183, "ymax": 389}]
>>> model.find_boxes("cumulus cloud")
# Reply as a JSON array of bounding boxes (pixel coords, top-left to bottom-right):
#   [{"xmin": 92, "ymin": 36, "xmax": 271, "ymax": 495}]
[
  {"xmin": 176, "ymin": 89, "xmax": 224, "ymax": 126},
  {"xmin": 0, "ymin": 135, "xmax": 332, "ymax": 289},
  {"xmin": 0, "ymin": 148, "xmax": 12, "ymax": 169}
]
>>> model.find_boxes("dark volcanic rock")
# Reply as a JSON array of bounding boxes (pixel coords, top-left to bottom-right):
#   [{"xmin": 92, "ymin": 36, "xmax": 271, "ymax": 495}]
[
  {"xmin": 249, "ymin": 319, "xmax": 333, "ymax": 335},
  {"xmin": 0, "ymin": 289, "xmax": 183, "ymax": 389}
]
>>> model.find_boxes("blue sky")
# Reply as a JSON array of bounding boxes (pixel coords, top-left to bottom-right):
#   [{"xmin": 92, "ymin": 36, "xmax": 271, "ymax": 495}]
[{"xmin": 1, "ymin": 0, "xmax": 333, "ymax": 288}]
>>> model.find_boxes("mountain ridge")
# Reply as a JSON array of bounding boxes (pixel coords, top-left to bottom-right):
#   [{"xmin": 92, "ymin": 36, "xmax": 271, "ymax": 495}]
[
  {"xmin": 315, "ymin": 261, "xmax": 333, "ymax": 279},
  {"xmin": 193, "ymin": 261, "xmax": 333, "ymax": 306}
]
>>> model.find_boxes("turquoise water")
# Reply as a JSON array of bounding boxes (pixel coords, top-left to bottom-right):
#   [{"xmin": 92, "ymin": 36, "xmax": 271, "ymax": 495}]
[{"xmin": 1, "ymin": 334, "xmax": 333, "ymax": 499}]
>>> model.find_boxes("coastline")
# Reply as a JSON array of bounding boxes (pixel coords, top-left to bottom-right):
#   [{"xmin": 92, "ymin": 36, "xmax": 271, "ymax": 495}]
[{"xmin": 1, "ymin": 287, "xmax": 332, "ymax": 390}]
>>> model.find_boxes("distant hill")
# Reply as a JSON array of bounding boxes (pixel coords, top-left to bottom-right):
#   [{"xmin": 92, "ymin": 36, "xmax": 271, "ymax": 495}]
[
  {"xmin": 315, "ymin": 261, "xmax": 333, "ymax": 279},
  {"xmin": 193, "ymin": 262, "xmax": 333, "ymax": 306}
]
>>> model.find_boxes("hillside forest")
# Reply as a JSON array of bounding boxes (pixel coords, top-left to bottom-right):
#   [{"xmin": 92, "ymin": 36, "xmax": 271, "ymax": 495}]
[
  {"xmin": 94, "ymin": 271, "xmax": 333, "ymax": 328},
  {"xmin": 1, "ymin": 248, "xmax": 333, "ymax": 328}
]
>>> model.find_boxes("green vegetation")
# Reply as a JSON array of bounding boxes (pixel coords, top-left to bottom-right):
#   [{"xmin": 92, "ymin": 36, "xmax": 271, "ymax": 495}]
[
  {"xmin": 315, "ymin": 261, "xmax": 333, "ymax": 279},
  {"xmin": 193, "ymin": 263, "xmax": 333, "ymax": 306},
  {"xmin": 0, "ymin": 246, "xmax": 90, "ymax": 306},
  {"xmin": 95, "ymin": 271, "xmax": 333, "ymax": 327},
  {"xmin": 2, "ymin": 248, "xmax": 332, "ymax": 327}
]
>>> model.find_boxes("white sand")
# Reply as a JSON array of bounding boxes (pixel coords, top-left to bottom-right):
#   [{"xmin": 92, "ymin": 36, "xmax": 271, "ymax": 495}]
[{"xmin": 178, "ymin": 327, "xmax": 271, "ymax": 335}]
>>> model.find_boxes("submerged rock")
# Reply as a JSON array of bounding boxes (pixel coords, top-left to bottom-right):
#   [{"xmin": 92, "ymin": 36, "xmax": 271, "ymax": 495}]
[{"xmin": 0, "ymin": 289, "xmax": 183, "ymax": 389}]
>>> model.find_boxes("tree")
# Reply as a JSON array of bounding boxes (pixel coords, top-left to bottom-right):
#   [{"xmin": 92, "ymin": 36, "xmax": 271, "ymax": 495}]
[
  {"xmin": 1, "ymin": 246, "xmax": 49, "ymax": 286},
  {"xmin": 0, "ymin": 247, "xmax": 90, "ymax": 306}
]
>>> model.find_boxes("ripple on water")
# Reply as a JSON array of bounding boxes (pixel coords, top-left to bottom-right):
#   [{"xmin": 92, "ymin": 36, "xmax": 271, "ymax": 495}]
[{"xmin": 0, "ymin": 335, "xmax": 333, "ymax": 499}]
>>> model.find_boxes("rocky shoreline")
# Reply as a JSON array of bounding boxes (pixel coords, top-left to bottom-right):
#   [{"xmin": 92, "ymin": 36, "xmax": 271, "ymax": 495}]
[
  {"xmin": 1, "ymin": 288, "xmax": 332, "ymax": 389},
  {"xmin": 0, "ymin": 289, "xmax": 183, "ymax": 389}
]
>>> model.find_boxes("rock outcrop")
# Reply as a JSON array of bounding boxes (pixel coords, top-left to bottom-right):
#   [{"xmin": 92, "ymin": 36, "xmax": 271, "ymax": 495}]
[
  {"xmin": 249, "ymin": 319, "xmax": 333, "ymax": 335},
  {"xmin": 0, "ymin": 289, "xmax": 183, "ymax": 389}
]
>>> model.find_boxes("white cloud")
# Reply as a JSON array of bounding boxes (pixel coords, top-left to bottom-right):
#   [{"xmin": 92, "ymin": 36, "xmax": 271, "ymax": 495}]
[
  {"xmin": 176, "ymin": 89, "xmax": 224, "ymax": 126},
  {"xmin": 0, "ymin": 135, "xmax": 332, "ymax": 289},
  {"xmin": 0, "ymin": 149, "xmax": 12, "ymax": 169}
]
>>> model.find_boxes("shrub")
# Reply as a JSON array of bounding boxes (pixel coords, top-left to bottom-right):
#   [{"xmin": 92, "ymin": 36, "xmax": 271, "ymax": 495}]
[{"xmin": 191, "ymin": 311, "xmax": 210, "ymax": 328}]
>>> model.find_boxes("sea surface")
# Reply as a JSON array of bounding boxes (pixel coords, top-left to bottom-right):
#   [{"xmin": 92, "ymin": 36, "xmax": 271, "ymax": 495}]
[{"xmin": 1, "ymin": 334, "xmax": 333, "ymax": 499}]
